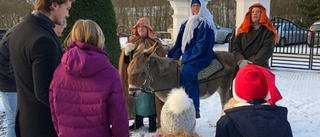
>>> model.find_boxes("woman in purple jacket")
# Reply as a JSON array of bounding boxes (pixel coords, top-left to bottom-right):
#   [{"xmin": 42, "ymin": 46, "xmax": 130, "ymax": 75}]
[{"xmin": 49, "ymin": 19, "xmax": 130, "ymax": 137}]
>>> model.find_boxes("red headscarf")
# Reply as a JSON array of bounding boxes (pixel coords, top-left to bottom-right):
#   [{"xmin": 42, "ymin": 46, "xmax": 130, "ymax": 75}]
[{"xmin": 236, "ymin": 3, "xmax": 279, "ymax": 42}]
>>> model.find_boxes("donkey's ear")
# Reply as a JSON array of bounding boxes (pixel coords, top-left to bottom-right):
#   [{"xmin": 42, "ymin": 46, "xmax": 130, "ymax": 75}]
[
  {"xmin": 133, "ymin": 50, "xmax": 143, "ymax": 58},
  {"xmin": 144, "ymin": 41, "xmax": 158, "ymax": 54},
  {"xmin": 143, "ymin": 49, "xmax": 153, "ymax": 58},
  {"xmin": 144, "ymin": 47, "xmax": 154, "ymax": 55}
]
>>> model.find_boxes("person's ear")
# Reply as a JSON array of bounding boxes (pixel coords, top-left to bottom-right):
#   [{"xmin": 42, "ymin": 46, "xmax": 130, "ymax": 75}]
[{"xmin": 49, "ymin": 2, "xmax": 58, "ymax": 11}]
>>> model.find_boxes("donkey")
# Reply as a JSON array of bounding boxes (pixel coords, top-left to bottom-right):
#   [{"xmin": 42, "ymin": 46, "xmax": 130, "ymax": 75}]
[{"xmin": 127, "ymin": 45, "xmax": 236, "ymax": 109}]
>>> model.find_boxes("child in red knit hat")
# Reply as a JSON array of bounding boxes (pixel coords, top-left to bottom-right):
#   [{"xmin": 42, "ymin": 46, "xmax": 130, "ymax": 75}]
[{"xmin": 215, "ymin": 64, "xmax": 292, "ymax": 137}]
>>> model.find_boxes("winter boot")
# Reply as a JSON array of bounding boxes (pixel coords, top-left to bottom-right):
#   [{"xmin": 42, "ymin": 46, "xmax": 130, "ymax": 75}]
[
  {"xmin": 148, "ymin": 114, "xmax": 157, "ymax": 132},
  {"xmin": 196, "ymin": 110, "xmax": 200, "ymax": 118},
  {"xmin": 129, "ymin": 115, "xmax": 144, "ymax": 131}
]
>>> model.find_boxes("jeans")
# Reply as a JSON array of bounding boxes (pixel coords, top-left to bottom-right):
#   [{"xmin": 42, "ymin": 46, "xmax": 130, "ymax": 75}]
[{"xmin": 0, "ymin": 92, "xmax": 17, "ymax": 137}]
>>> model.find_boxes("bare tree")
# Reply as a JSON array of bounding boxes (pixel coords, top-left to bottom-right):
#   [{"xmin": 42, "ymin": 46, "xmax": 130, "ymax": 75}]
[
  {"xmin": 112, "ymin": 0, "xmax": 173, "ymax": 31},
  {"xmin": 271, "ymin": 0, "xmax": 304, "ymax": 25},
  {"xmin": 0, "ymin": 0, "xmax": 33, "ymax": 28},
  {"xmin": 1, "ymin": 0, "xmax": 308, "ymax": 29},
  {"xmin": 207, "ymin": 0, "xmax": 236, "ymax": 28},
  {"xmin": 105, "ymin": 0, "xmax": 317, "ymax": 31}
]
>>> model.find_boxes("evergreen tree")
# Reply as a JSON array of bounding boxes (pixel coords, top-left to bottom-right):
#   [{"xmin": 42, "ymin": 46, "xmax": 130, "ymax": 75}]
[
  {"xmin": 298, "ymin": 0, "xmax": 320, "ymax": 27},
  {"xmin": 62, "ymin": 0, "xmax": 120, "ymax": 67}
]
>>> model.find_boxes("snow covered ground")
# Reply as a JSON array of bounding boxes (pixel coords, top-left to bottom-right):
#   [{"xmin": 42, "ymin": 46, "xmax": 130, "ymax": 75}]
[
  {"xmin": 128, "ymin": 43, "xmax": 320, "ymax": 137},
  {"xmin": 0, "ymin": 43, "xmax": 319, "ymax": 137}
]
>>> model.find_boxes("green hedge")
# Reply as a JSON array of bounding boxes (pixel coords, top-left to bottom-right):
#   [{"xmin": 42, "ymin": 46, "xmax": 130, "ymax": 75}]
[{"xmin": 61, "ymin": 0, "xmax": 120, "ymax": 68}]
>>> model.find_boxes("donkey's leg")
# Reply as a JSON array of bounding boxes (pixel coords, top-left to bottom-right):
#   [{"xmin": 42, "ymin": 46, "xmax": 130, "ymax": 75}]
[
  {"xmin": 155, "ymin": 96, "xmax": 164, "ymax": 128},
  {"xmin": 217, "ymin": 77, "xmax": 233, "ymax": 109}
]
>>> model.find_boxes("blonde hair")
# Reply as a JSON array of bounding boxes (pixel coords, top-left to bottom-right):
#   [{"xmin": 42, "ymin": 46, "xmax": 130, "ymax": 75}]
[
  {"xmin": 155, "ymin": 128, "xmax": 200, "ymax": 137},
  {"xmin": 65, "ymin": 19, "xmax": 105, "ymax": 49},
  {"xmin": 221, "ymin": 98, "xmax": 238, "ymax": 116}
]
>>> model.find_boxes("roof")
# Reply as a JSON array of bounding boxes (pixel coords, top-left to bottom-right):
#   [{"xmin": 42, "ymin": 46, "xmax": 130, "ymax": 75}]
[{"xmin": 313, "ymin": 21, "xmax": 320, "ymax": 25}]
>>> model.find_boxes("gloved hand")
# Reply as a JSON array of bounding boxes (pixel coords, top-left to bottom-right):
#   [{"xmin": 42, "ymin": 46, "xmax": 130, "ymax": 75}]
[
  {"xmin": 125, "ymin": 43, "xmax": 135, "ymax": 56},
  {"xmin": 173, "ymin": 57, "xmax": 180, "ymax": 60},
  {"xmin": 238, "ymin": 60, "xmax": 252, "ymax": 69}
]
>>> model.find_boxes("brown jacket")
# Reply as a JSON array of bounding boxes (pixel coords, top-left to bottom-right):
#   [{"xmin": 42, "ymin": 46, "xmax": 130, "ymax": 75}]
[{"xmin": 233, "ymin": 25, "xmax": 275, "ymax": 69}]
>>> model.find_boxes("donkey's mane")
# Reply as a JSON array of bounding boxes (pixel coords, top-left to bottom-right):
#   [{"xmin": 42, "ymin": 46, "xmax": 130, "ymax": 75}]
[
  {"xmin": 128, "ymin": 51, "xmax": 147, "ymax": 75},
  {"xmin": 149, "ymin": 53, "xmax": 175, "ymax": 76}
]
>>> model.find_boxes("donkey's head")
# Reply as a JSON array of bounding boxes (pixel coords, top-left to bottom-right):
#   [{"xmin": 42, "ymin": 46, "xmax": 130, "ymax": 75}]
[
  {"xmin": 127, "ymin": 43, "xmax": 180, "ymax": 102},
  {"xmin": 127, "ymin": 46, "xmax": 156, "ymax": 97}
]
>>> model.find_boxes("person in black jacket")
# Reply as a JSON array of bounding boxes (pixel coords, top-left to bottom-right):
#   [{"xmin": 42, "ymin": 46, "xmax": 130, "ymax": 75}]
[
  {"xmin": 0, "ymin": 27, "xmax": 17, "ymax": 137},
  {"xmin": 233, "ymin": 3, "xmax": 278, "ymax": 70},
  {"xmin": 215, "ymin": 64, "xmax": 293, "ymax": 137},
  {"xmin": 8, "ymin": 0, "xmax": 75, "ymax": 137}
]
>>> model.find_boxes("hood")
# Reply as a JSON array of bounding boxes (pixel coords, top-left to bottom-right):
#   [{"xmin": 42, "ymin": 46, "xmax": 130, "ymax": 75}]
[
  {"xmin": 181, "ymin": 0, "xmax": 215, "ymax": 53},
  {"xmin": 225, "ymin": 105, "xmax": 290, "ymax": 137},
  {"xmin": 62, "ymin": 41, "xmax": 110, "ymax": 77},
  {"xmin": 236, "ymin": 3, "xmax": 278, "ymax": 42}
]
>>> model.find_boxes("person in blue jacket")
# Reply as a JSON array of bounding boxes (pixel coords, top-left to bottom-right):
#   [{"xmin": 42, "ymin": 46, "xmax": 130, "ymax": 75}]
[
  {"xmin": 215, "ymin": 64, "xmax": 293, "ymax": 137},
  {"xmin": 0, "ymin": 26, "xmax": 17, "ymax": 137},
  {"xmin": 167, "ymin": 0, "xmax": 216, "ymax": 118}
]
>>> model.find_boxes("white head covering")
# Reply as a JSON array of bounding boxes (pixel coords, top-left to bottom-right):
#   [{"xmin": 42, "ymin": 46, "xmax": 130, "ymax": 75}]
[{"xmin": 181, "ymin": 0, "xmax": 215, "ymax": 53}]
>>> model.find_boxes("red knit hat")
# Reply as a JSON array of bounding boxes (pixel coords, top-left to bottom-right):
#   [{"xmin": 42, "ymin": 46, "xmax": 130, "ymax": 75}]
[{"xmin": 233, "ymin": 64, "xmax": 282, "ymax": 105}]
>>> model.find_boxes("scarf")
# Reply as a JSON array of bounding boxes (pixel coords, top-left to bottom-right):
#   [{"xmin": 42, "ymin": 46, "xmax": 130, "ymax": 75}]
[
  {"xmin": 236, "ymin": 3, "xmax": 279, "ymax": 42},
  {"xmin": 181, "ymin": 0, "xmax": 215, "ymax": 53}
]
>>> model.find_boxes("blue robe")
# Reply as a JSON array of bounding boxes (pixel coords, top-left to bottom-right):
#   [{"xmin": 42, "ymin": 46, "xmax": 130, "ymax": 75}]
[{"xmin": 168, "ymin": 20, "xmax": 216, "ymax": 111}]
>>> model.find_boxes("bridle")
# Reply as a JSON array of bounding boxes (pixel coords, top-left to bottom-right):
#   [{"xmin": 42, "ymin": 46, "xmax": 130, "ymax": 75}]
[
  {"xmin": 129, "ymin": 59, "xmax": 235, "ymax": 94},
  {"xmin": 128, "ymin": 44, "xmax": 235, "ymax": 95},
  {"xmin": 128, "ymin": 45, "xmax": 158, "ymax": 95},
  {"xmin": 128, "ymin": 61, "xmax": 154, "ymax": 95}
]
